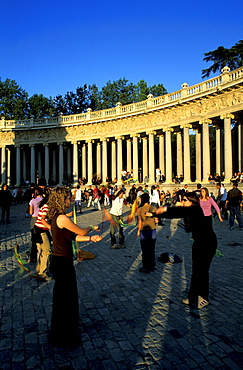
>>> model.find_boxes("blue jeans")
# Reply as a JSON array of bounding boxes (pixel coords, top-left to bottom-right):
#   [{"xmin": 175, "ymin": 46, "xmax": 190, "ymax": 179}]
[{"xmin": 229, "ymin": 205, "xmax": 243, "ymax": 228}]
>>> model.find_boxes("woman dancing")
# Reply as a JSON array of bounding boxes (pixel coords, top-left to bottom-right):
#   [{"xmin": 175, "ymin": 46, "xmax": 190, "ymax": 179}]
[
  {"xmin": 200, "ymin": 187, "xmax": 223, "ymax": 224},
  {"xmin": 137, "ymin": 193, "xmax": 158, "ymax": 273},
  {"xmin": 146, "ymin": 192, "xmax": 217, "ymax": 309},
  {"xmin": 48, "ymin": 187, "xmax": 102, "ymax": 348}
]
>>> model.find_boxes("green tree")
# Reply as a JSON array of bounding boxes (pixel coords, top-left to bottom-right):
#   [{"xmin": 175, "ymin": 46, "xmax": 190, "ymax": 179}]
[
  {"xmin": 202, "ymin": 40, "xmax": 243, "ymax": 78},
  {"xmin": 28, "ymin": 94, "xmax": 55, "ymax": 118},
  {"xmin": 0, "ymin": 79, "xmax": 29, "ymax": 119},
  {"xmin": 97, "ymin": 78, "xmax": 136, "ymax": 110}
]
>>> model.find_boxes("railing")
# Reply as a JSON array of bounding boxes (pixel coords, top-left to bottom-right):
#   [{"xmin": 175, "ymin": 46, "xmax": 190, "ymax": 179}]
[{"xmin": 1, "ymin": 66, "xmax": 243, "ymax": 131}]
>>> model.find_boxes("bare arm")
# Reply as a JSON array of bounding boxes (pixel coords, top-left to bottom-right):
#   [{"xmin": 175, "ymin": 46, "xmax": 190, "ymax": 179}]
[{"xmin": 57, "ymin": 214, "xmax": 95, "ymax": 235}]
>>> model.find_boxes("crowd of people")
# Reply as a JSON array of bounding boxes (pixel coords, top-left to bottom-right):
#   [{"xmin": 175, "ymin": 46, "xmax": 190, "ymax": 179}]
[{"xmin": 1, "ymin": 175, "xmax": 243, "ymax": 348}]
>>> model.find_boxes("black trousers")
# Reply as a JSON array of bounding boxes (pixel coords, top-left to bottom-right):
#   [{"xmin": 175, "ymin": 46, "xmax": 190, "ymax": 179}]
[
  {"xmin": 188, "ymin": 235, "xmax": 217, "ymax": 303},
  {"xmin": 49, "ymin": 256, "xmax": 79, "ymax": 346}
]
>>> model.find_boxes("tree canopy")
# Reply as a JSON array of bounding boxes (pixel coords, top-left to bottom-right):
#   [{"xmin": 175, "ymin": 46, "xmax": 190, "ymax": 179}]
[
  {"xmin": 202, "ymin": 40, "xmax": 243, "ymax": 78},
  {"xmin": 0, "ymin": 78, "xmax": 167, "ymax": 120}
]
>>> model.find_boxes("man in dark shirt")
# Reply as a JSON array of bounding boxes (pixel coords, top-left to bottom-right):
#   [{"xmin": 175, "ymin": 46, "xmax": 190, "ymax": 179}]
[
  {"xmin": 0, "ymin": 184, "xmax": 12, "ymax": 224},
  {"xmin": 226, "ymin": 182, "xmax": 243, "ymax": 230}
]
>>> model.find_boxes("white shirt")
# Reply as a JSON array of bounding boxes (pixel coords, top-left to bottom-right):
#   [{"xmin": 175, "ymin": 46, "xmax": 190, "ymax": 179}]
[
  {"xmin": 110, "ymin": 197, "xmax": 124, "ymax": 216},
  {"xmin": 150, "ymin": 190, "xmax": 160, "ymax": 205}
]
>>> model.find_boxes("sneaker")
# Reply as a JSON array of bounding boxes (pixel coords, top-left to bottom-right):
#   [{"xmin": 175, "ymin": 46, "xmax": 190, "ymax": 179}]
[
  {"xmin": 240, "ymin": 228, "xmax": 243, "ymax": 230},
  {"xmin": 111, "ymin": 244, "xmax": 119, "ymax": 249},
  {"xmin": 230, "ymin": 226, "xmax": 234, "ymax": 230},
  {"xmin": 118, "ymin": 244, "xmax": 126, "ymax": 249}
]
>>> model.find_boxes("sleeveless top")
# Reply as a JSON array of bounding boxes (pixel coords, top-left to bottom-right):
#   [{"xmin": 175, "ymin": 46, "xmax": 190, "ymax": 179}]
[{"xmin": 51, "ymin": 213, "xmax": 77, "ymax": 258}]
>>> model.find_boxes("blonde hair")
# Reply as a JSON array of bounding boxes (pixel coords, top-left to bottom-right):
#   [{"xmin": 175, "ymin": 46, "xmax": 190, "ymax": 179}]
[{"xmin": 47, "ymin": 187, "xmax": 70, "ymax": 220}]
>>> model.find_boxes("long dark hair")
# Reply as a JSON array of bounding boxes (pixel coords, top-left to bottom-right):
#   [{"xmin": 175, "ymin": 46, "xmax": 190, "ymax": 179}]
[
  {"xmin": 140, "ymin": 192, "xmax": 150, "ymax": 206},
  {"xmin": 184, "ymin": 191, "xmax": 200, "ymax": 206}
]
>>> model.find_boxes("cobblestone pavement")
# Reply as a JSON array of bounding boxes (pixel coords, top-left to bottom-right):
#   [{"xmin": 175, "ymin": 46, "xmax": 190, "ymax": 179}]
[{"xmin": 0, "ymin": 202, "xmax": 243, "ymax": 370}]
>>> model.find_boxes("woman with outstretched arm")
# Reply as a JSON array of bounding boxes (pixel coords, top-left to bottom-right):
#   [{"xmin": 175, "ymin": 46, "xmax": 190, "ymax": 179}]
[
  {"xmin": 47, "ymin": 187, "xmax": 102, "ymax": 348},
  {"xmin": 146, "ymin": 192, "xmax": 217, "ymax": 309}
]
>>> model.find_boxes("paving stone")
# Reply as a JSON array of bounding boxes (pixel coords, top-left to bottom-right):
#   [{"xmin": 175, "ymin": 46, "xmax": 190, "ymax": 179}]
[{"xmin": 1, "ymin": 202, "xmax": 243, "ymax": 369}]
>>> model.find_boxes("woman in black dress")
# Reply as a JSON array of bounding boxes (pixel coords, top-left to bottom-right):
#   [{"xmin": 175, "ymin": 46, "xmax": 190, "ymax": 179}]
[
  {"xmin": 146, "ymin": 192, "xmax": 217, "ymax": 309},
  {"xmin": 48, "ymin": 187, "xmax": 102, "ymax": 347}
]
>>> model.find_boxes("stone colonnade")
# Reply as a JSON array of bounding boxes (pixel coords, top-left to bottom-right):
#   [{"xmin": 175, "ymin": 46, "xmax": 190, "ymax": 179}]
[{"xmin": 0, "ymin": 113, "xmax": 242, "ymax": 186}]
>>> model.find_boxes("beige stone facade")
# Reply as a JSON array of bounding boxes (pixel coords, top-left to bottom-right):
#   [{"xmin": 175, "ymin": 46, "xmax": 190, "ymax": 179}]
[{"xmin": 1, "ymin": 66, "xmax": 243, "ymax": 185}]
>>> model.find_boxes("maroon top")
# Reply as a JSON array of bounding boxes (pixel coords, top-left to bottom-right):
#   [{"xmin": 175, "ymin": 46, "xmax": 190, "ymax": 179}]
[{"xmin": 51, "ymin": 214, "xmax": 76, "ymax": 258}]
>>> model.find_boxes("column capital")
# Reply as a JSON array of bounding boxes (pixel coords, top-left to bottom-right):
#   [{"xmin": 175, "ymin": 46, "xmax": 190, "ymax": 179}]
[
  {"xmin": 199, "ymin": 119, "xmax": 212, "ymax": 125},
  {"xmin": 100, "ymin": 137, "xmax": 109, "ymax": 142},
  {"xmin": 174, "ymin": 131, "xmax": 182, "ymax": 135},
  {"xmin": 115, "ymin": 136, "xmax": 124, "ymax": 140},
  {"xmin": 130, "ymin": 133, "xmax": 140, "ymax": 138},
  {"xmin": 71, "ymin": 141, "xmax": 77, "ymax": 145},
  {"xmin": 162, "ymin": 127, "xmax": 174, "ymax": 133},
  {"xmin": 180, "ymin": 123, "xmax": 192, "ymax": 129},
  {"xmin": 146, "ymin": 130, "xmax": 156, "ymax": 135},
  {"xmin": 29, "ymin": 144, "xmax": 35, "ymax": 147},
  {"xmin": 220, "ymin": 113, "xmax": 234, "ymax": 120},
  {"xmin": 57, "ymin": 142, "xmax": 63, "ymax": 146},
  {"xmin": 86, "ymin": 139, "xmax": 94, "ymax": 143},
  {"xmin": 43, "ymin": 143, "xmax": 49, "ymax": 146}
]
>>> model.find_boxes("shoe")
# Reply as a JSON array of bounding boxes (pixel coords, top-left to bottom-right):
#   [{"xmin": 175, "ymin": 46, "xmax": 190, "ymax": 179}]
[
  {"xmin": 139, "ymin": 267, "xmax": 149, "ymax": 273},
  {"xmin": 240, "ymin": 228, "xmax": 243, "ymax": 230},
  {"xmin": 182, "ymin": 297, "xmax": 190, "ymax": 305},
  {"xmin": 230, "ymin": 226, "xmax": 234, "ymax": 230},
  {"xmin": 118, "ymin": 244, "xmax": 126, "ymax": 249},
  {"xmin": 112, "ymin": 244, "xmax": 125, "ymax": 249},
  {"xmin": 197, "ymin": 296, "xmax": 209, "ymax": 309}
]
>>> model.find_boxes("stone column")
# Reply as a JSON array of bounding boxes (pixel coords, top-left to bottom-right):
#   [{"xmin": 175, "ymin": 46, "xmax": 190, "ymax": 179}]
[
  {"xmin": 6, "ymin": 148, "xmax": 10, "ymax": 185},
  {"xmin": 116, "ymin": 136, "xmax": 124, "ymax": 185},
  {"xmin": 147, "ymin": 131, "xmax": 156, "ymax": 184},
  {"xmin": 1, "ymin": 146, "xmax": 6, "ymax": 184},
  {"xmin": 82, "ymin": 144, "xmax": 86, "ymax": 180},
  {"xmin": 44, "ymin": 144, "xmax": 49, "ymax": 185},
  {"xmin": 163, "ymin": 127, "xmax": 174, "ymax": 183},
  {"xmin": 199, "ymin": 119, "xmax": 211, "ymax": 183},
  {"xmin": 215, "ymin": 125, "xmax": 221, "ymax": 176},
  {"xmin": 158, "ymin": 135, "xmax": 165, "ymax": 177},
  {"xmin": 30, "ymin": 144, "xmax": 36, "ymax": 184},
  {"xmin": 131, "ymin": 134, "xmax": 139, "ymax": 181},
  {"xmin": 52, "ymin": 148, "xmax": 57, "ymax": 184},
  {"xmin": 181, "ymin": 124, "xmax": 192, "ymax": 183},
  {"xmin": 175, "ymin": 132, "xmax": 183, "ymax": 176},
  {"xmin": 194, "ymin": 129, "xmax": 202, "ymax": 183},
  {"xmin": 238, "ymin": 123, "xmax": 243, "ymax": 172},
  {"xmin": 86, "ymin": 139, "xmax": 93, "ymax": 184},
  {"xmin": 23, "ymin": 149, "xmax": 27, "ymax": 182},
  {"xmin": 58, "ymin": 143, "xmax": 64, "ymax": 185},
  {"xmin": 38, "ymin": 150, "xmax": 42, "ymax": 180},
  {"xmin": 111, "ymin": 141, "xmax": 116, "ymax": 182},
  {"xmin": 72, "ymin": 141, "xmax": 78, "ymax": 185},
  {"xmin": 101, "ymin": 138, "xmax": 108, "ymax": 183},
  {"xmin": 142, "ymin": 137, "xmax": 148, "ymax": 183},
  {"xmin": 126, "ymin": 139, "xmax": 132, "ymax": 173},
  {"xmin": 96, "ymin": 142, "xmax": 101, "ymax": 180},
  {"xmin": 221, "ymin": 114, "xmax": 234, "ymax": 182},
  {"xmin": 16, "ymin": 146, "xmax": 21, "ymax": 186},
  {"xmin": 67, "ymin": 147, "xmax": 72, "ymax": 179}
]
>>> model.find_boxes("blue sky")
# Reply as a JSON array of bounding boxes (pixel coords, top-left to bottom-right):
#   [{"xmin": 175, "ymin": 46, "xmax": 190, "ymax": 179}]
[{"xmin": 1, "ymin": 0, "xmax": 243, "ymax": 99}]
